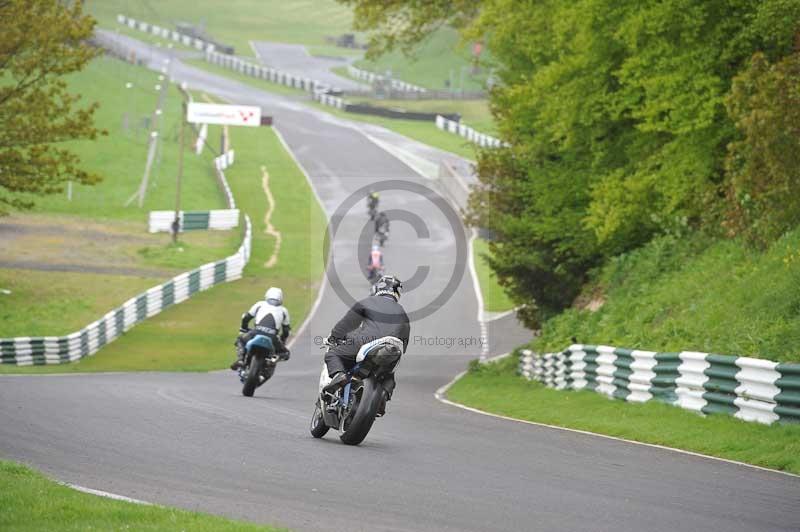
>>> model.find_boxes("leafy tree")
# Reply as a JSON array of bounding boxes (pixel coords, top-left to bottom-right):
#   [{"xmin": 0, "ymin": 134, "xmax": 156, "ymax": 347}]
[
  {"xmin": 337, "ymin": 0, "xmax": 481, "ymax": 58},
  {"xmin": 0, "ymin": 0, "xmax": 103, "ymax": 213},
  {"xmin": 724, "ymin": 50, "xmax": 800, "ymax": 246},
  {"xmin": 344, "ymin": 0, "xmax": 800, "ymax": 327}
]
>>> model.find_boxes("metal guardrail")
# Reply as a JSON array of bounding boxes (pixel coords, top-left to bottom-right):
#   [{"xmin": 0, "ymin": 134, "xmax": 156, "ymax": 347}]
[
  {"xmin": 518, "ymin": 345, "xmax": 800, "ymax": 425},
  {"xmin": 205, "ymin": 49, "xmax": 336, "ymax": 93},
  {"xmin": 116, "ymin": 14, "xmax": 216, "ymax": 53},
  {"xmin": 345, "ymin": 65, "xmax": 427, "ymax": 93},
  {"xmin": 435, "ymin": 115, "xmax": 504, "ymax": 149}
]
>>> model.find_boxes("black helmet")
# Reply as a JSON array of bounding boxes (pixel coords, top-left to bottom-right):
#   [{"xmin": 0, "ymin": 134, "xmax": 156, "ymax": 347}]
[{"xmin": 372, "ymin": 275, "xmax": 403, "ymax": 300}]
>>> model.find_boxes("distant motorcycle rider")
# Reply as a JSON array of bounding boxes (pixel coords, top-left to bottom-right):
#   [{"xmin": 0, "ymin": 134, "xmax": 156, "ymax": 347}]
[
  {"xmin": 322, "ymin": 275, "xmax": 410, "ymax": 412},
  {"xmin": 367, "ymin": 190, "xmax": 379, "ymax": 219},
  {"xmin": 231, "ymin": 287, "xmax": 291, "ymax": 370},
  {"xmin": 374, "ymin": 211, "xmax": 389, "ymax": 243},
  {"xmin": 366, "ymin": 243, "xmax": 384, "ymax": 280}
]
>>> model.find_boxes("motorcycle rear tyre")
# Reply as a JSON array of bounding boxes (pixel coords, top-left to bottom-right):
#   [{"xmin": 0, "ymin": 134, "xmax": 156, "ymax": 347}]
[
  {"xmin": 340, "ymin": 377, "xmax": 383, "ymax": 446},
  {"xmin": 242, "ymin": 354, "xmax": 264, "ymax": 397}
]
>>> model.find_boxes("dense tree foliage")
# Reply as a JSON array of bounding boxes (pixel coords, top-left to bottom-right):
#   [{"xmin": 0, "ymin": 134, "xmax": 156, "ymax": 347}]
[
  {"xmin": 724, "ymin": 51, "xmax": 800, "ymax": 246},
  {"xmin": 0, "ymin": 0, "xmax": 102, "ymax": 213},
  {"xmin": 342, "ymin": 0, "xmax": 799, "ymax": 327},
  {"xmin": 338, "ymin": 0, "xmax": 481, "ymax": 59}
]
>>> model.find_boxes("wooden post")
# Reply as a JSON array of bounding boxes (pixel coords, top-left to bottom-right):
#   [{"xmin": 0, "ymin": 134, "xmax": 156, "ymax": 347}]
[{"xmin": 173, "ymin": 100, "xmax": 186, "ymax": 244}]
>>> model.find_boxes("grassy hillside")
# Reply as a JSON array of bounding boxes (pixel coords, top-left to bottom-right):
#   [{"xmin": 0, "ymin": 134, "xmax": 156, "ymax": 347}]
[
  {"xmin": 86, "ymin": 0, "xmax": 356, "ymax": 57},
  {"xmin": 355, "ymin": 28, "xmax": 491, "ymax": 91},
  {"xmin": 533, "ymin": 227, "xmax": 800, "ymax": 363},
  {"xmin": 347, "ymin": 97, "xmax": 495, "ymax": 133},
  {"xmin": 33, "ymin": 55, "xmax": 226, "ymax": 219},
  {"xmin": 1, "ymin": 123, "xmax": 327, "ymax": 373},
  {"xmin": 0, "ymin": 55, "xmax": 243, "ymax": 339},
  {"xmin": 0, "ymin": 460, "xmax": 284, "ymax": 531}
]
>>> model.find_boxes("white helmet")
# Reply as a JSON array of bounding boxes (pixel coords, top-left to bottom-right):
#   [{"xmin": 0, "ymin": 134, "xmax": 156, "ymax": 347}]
[{"xmin": 265, "ymin": 287, "xmax": 283, "ymax": 306}]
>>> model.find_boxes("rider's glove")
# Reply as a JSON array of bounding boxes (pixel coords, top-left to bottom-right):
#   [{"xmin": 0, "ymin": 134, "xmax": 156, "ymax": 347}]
[{"xmin": 324, "ymin": 334, "xmax": 342, "ymax": 347}]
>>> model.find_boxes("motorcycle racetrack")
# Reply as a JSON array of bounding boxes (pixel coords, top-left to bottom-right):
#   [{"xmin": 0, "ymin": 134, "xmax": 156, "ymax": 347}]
[{"xmin": 1, "ymin": 33, "xmax": 798, "ymax": 532}]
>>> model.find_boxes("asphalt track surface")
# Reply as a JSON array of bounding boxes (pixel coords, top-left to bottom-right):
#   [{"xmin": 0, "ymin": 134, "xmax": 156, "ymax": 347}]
[
  {"xmin": 2, "ymin": 33, "xmax": 799, "ymax": 532},
  {"xmin": 250, "ymin": 41, "xmax": 367, "ymax": 91}
]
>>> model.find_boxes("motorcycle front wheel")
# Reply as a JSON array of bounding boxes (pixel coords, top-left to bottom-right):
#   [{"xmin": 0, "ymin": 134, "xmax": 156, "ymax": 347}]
[
  {"xmin": 242, "ymin": 354, "xmax": 264, "ymax": 397},
  {"xmin": 339, "ymin": 378, "xmax": 383, "ymax": 446},
  {"xmin": 309, "ymin": 401, "xmax": 330, "ymax": 438}
]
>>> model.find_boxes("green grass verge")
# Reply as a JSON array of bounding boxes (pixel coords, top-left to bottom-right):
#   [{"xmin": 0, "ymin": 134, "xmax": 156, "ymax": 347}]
[
  {"xmin": 308, "ymin": 101, "xmax": 478, "ymax": 160},
  {"xmin": 32, "ymin": 56, "xmax": 225, "ymax": 220},
  {"xmin": 535, "ymin": 228, "xmax": 800, "ymax": 363},
  {"xmin": 0, "ymin": 460, "xmax": 285, "ymax": 531},
  {"xmin": 0, "ymin": 269, "xmax": 161, "ymax": 338},
  {"xmin": 0, "ymin": 56, "xmax": 244, "ymax": 340},
  {"xmin": 86, "ymin": 0, "xmax": 355, "ymax": 58},
  {"xmin": 472, "ymin": 237, "xmax": 515, "ymax": 313},
  {"xmin": 355, "ymin": 28, "xmax": 491, "ymax": 92},
  {"xmin": 348, "ymin": 97, "xmax": 495, "ymax": 133},
  {"xmin": 1, "ymin": 123, "xmax": 326, "ymax": 373},
  {"xmin": 447, "ymin": 356, "xmax": 800, "ymax": 474}
]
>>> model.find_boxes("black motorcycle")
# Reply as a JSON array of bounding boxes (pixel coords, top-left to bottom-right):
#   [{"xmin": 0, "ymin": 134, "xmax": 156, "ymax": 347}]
[
  {"xmin": 376, "ymin": 228, "xmax": 388, "ymax": 246},
  {"xmin": 310, "ymin": 337, "xmax": 402, "ymax": 445},
  {"xmin": 237, "ymin": 334, "xmax": 286, "ymax": 397}
]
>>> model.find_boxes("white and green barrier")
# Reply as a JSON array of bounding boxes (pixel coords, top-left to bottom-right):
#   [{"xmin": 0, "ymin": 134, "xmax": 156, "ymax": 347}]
[
  {"xmin": 147, "ymin": 149, "xmax": 236, "ymax": 232},
  {"xmin": 435, "ymin": 115, "xmax": 504, "ymax": 149},
  {"xmin": 116, "ymin": 14, "xmax": 216, "ymax": 52},
  {"xmin": 0, "ymin": 216, "xmax": 252, "ymax": 366},
  {"xmin": 204, "ymin": 49, "xmax": 335, "ymax": 93},
  {"xmin": 314, "ymin": 93, "xmax": 345, "ymax": 109},
  {"xmin": 519, "ymin": 345, "xmax": 800, "ymax": 425},
  {"xmin": 148, "ymin": 209, "xmax": 240, "ymax": 233},
  {"xmin": 345, "ymin": 65, "xmax": 427, "ymax": 93}
]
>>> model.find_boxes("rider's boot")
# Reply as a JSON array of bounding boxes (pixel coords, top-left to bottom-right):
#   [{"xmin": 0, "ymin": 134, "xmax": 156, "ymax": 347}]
[
  {"xmin": 230, "ymin": 342, "xmax": 245, "ymax": 370},
  {"xmin": 322, "ymin": 372, "xmax": 347, "ymax": 394}
]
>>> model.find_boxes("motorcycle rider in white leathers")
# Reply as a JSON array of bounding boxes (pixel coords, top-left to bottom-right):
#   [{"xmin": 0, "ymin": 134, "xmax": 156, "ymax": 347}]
[{"xmin": 231, "ymin": 287, "xmax": 291, "ymax": 370}]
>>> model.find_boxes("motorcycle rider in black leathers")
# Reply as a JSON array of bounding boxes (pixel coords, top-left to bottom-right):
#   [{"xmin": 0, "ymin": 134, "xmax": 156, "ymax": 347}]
[
  {"xmin": 231, "ymin": 286, "xmax": 291, "ymax": 370},
  {"xmin": 323, "ymin": 275, "xmax": 409, "ymax": 412},
  {"xmin": 374, "ymin": 211, "xmax": 389, "ymax": 237}
]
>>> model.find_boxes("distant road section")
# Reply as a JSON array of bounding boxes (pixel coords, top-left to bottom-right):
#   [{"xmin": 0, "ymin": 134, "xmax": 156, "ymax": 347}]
[{"xmin": 250, "ymin": 41, "xmax": 367, "ymax": 91}]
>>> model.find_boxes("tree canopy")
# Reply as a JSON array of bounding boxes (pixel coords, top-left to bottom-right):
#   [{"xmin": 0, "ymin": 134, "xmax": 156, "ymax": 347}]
[
  {"xmin": 0, "ymin": 0, "xmax": 103, "ymax": 213},
  {"xmin": 343, "ymin": 0, "xmax": 800, "ymax": 327}
]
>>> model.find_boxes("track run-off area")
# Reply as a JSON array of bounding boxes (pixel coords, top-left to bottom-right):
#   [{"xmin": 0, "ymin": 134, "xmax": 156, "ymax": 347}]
[{"xmin": 1, "ymin": 32, "xmax": 798, "ymax": 532}]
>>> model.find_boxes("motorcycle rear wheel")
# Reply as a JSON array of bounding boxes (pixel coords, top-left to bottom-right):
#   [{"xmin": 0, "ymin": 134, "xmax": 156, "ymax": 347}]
[
  {"xmin": 242, "ymin": 355, "xmax": 264, "ymax": 397},
  {"xmin": 339, "ymin": 378, "xmax": 383, "ymax": 446}
]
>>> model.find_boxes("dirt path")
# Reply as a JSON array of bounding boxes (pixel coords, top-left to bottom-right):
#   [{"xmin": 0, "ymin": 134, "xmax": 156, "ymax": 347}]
[{"xmin": 260, "ymin": 166, "xmax": 281, "ymax": 268}]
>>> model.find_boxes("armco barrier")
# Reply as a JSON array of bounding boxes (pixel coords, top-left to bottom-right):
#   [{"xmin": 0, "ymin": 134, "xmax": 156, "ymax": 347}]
[
  {"xmin": 436, "ymin": 115, "xmax": 504, "ymax": 148},
  {"xmin": 204, "ymin": 49, "xmax": 334, "ymax": 94},
  {"xmin": 116, "ymin": 14, "xmax": 216, "ymax": 53},
  {"xmin": 0, "ymin": 216, "xmax": 252, "ymax": 366},
  {"xmin": 148, "ymin": 209, "xmax": 240, "ymax": 232},
  {"xmin": 346, "ymin": 64, "xmax": 427, "ymax": 93},
  {"xmin": 519, "ymin": 345, "xmax": 800, "ymax": 425}
]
